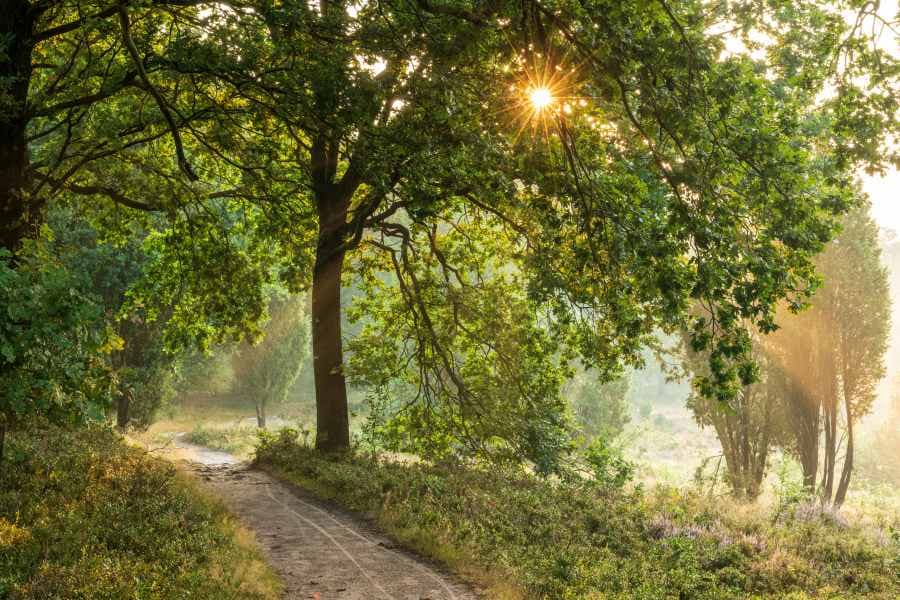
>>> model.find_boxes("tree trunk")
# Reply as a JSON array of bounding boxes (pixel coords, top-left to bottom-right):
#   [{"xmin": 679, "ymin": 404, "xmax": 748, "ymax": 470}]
[
  {"xmin": 821, "ymin": 387, "xmax": 837, "ymax": 502},
  {"xmin": 255, "ymin": 400, "xmax": 267, "ymax": 428},
  {"xmin": 800, "ymin": 447, "xmax": 818, "ymax": 491},
  {"xmin": 834, "ymin": 404, "xmax": 854, "ymax": 507},
  {"xmin": 1, "ymin": 4, "xmax": 37, "ymax": 255},
  {"xmin": 792, "ymin": 388, "xmax": 820, "ymax": 493},
  {"xmin": 116, "ymin": 394, "xmax": 131, "ymax": 431},
  {"xmin": 822, "ymin": 366, "xmax": 839, "ymax": 503},
  {"xmin": 312, "ymin": 196, "xmax": 350, "ymax": 452}
]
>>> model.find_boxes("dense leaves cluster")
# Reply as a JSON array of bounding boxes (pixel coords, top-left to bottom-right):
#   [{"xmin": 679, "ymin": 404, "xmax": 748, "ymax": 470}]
[
  {"xmin": 0, "ymin": 239, "xmax": 112, "ymax": 441},
  {"xmin": 2, "ymin": 0, "xmax": 897, "ymax": 458}
]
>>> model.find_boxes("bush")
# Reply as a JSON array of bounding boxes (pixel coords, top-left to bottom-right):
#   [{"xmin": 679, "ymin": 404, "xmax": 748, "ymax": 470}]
[
  {"xmin": 0, "ymin": 422, "xmax": 280, "ymax": 599},
  {"xmin": 184, "ymin": 423, "xmax": 260, "ymax": 456},
  {"xmin": 256, "ymin": 430, "xmax": 899, "ymax": 600}
]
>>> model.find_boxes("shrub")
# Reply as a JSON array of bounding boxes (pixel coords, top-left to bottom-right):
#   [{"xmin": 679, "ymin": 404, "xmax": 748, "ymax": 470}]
[
  {"xmin": 256, "ymin": 431, "xmax": 899, "ymax": 600},
  {"xmin": 0, "ymin": 422, "xmax": 279, "ymax": 599}
]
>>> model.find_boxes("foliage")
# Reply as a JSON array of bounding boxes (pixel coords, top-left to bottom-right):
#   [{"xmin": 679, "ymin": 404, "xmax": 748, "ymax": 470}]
[
  {"xmin": 771, "ymin": 455, "xmax": 815, "ymax": 524},
  {"xmin": 347, "ymin": 216, "xmax": 573, "ymax": 472},
  {"xmin": 581, "ymin": 436, "xmax": 635, "ymax": 490},
  {"xmin": 1, "ymin": 0, "xmax": 896, "ymax": 458},
  {"xmin": 568, "ymin": 370, "xmax": 631, "ymax": 441},
  {"xmin": 0, "ymin": 239, "xmax": 112, "ymax": 439},
  {"xmin": 231, "ymin": 294, "xmax": 309, "ymax": 427},
  {"xmin": 767, "ymin": 205, "xmax": 890, "ymax": 504},
  {"xmin": 47, "ymin": 208, "xmax": 177, "ymax": 428},
  {"xmin": 256, "ymin": 431, "xmax": 900, "ymax": 600},
  {"xmin": 0, "ymin": 422, "xmax": 280, "ymax": 599},
  {"xmin": 123, "ymin": 208, "xmax": 281, "ymax": 355}
]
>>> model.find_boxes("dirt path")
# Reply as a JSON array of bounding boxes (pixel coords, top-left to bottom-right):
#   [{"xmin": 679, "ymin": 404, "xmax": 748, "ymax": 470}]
[{"xmin": 172, "ymin": 436, "xmax": 478, "ymax": 600}]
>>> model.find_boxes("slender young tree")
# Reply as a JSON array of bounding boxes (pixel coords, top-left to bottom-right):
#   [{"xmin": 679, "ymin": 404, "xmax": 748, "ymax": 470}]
[
  {"xmin": 767, "ymin": 205, "xmax": 890, "ymax": 504},
  {"xmin": 231, "ymin": 294, "xmax": 308, "ymax": 428}
]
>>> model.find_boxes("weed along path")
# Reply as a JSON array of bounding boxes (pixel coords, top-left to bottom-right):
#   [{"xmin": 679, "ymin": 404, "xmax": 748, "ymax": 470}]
[{"xmin": 170, "ymin": 435, "xmax": 477, "ymax": 600}]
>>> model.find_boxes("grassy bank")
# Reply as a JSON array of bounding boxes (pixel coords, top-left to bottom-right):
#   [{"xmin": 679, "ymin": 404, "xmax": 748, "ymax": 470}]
[
  {"xmin": 255, "ymin": 429, "xmax": 899, "ymax": 600},
  {"xmin": 0, "ymin": 423, "xmax": 281, "ymax": 599}
]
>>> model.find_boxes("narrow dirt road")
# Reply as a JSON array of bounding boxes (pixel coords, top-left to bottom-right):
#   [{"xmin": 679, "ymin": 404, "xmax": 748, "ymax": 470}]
[{"xmin": 173, "ymin": 436, "xmax": 478, "ymax": 600}]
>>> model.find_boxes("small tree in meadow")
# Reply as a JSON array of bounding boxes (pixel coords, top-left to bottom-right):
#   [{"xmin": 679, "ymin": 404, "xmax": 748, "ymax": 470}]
[{"xmin": 232, "ymin": 295, "xmax": 309, "ymax": 428}]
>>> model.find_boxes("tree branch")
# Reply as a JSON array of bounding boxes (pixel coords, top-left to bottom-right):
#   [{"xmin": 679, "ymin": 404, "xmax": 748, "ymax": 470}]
[{"xmin": 118, "ymin": 4, "xmax": 199, "ymax": 181}]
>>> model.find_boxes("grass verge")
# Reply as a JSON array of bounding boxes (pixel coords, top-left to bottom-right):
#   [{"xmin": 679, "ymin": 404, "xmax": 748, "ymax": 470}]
[
  {"xmin": 0, "ymin": 422, "xmax": 281, "ymax": 599},
  {"xmin": 255, "ymin": 429, "xmax": 899, "ymax": 600},
  {"xmin": 182, "ymin": 423, "xmax": 261, "ymax": 457}
]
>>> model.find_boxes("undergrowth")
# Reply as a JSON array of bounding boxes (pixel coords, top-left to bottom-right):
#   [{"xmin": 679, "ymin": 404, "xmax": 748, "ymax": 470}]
[
  {"xmin": 256, "ymin": 428, "xmax": 899, "ymax": 600},
  {"xmin": 0, "ymin": 422, "xmax": 281, "ymax": 599},
  {"xmin": 183, "ymin": 422, "xmax": 260, "ymax": 457}
]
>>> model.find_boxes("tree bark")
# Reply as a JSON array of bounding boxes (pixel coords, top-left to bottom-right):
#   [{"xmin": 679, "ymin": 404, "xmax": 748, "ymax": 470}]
[
  {"xmin": 834, "ymin": 398, "xmax": 855, "ymax": 507},
  {"xmin": 312, "ymin": 196, "xmax": 350, "ymax": 452},
  {"xmin": 116, "ymin": 394, "xmax": 131, "ymax": 431},
  {"xmin": 820, "ymin": 371, "xmax": 839, "ymax": 503},
  {"xmin": 790, "ymin": 387, "xmax": 820, "ymax": 492},
  {"xmin": 255, "ymin": 400, "xmax": 267, "ymax": 428},
  {"xmin": 1, "ymin": 3, "xmax": 38, "ymax": 255}
]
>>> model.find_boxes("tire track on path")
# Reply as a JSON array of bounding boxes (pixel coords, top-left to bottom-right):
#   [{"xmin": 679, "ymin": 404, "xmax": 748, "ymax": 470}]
[{"xmin": 174, "ymin": 437, "xmax": 477, "ymax": 600}]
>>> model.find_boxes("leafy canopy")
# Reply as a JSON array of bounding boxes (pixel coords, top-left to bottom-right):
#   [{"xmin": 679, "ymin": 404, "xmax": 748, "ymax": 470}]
[{"xmin": 14, "ymin": 0, "xmax": 899, "ymax": 462}]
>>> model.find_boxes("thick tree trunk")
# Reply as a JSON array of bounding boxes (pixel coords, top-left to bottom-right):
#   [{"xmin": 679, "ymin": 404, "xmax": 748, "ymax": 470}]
[
  {"xmin": 312, "ymin": 194, "xmax": 350, "ymax": 452},
  {"xmin": 1, "ymin": 4, "xmax": 37, "ymax": 255}
]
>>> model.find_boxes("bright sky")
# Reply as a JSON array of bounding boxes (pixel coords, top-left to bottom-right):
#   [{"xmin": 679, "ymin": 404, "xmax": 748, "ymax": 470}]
[
  {"xmin": 866, "ymin": 169, "xmax": 900, "ymax": 231},
  {"xmin": 863, "ymin": 0, "xmax": 899, "ymax": 231}
]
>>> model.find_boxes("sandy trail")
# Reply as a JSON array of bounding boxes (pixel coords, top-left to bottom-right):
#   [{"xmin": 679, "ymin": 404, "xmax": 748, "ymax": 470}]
[{"xmin": 172, "ymin": 435, "xmax": 478, "ymax": 600}]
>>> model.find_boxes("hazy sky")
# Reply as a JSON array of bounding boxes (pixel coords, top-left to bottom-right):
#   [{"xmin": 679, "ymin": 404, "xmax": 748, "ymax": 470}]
[
  {"xmin": 867, "ymin": 169, "xmax": 900, "ymax": 231},
  {"xmin": 856, "ymin": 0, "xmax": 898, "ymax": 231}
]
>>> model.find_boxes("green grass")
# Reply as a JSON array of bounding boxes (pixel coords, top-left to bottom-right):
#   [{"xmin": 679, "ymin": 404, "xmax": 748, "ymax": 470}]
[
  {"xmin": 138, "ymin": 392, "xmax": 317, "ymax": 459},
  {"xmin": 183, "ymin": 423, "xmax": 262, "ymax": 456},
  {"xmin": 0, "ymin": 422, "xmax": 281, "ymax": 600},
  {"xmin": 255, "ymin": 428, "xmax": 900, "ymax": 600}
]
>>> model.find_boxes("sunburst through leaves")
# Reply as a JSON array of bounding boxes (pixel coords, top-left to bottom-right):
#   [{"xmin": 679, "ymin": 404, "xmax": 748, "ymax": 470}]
[{"xmin": 505, "ymin": 53, "xmax": 583, "ymax": 144}]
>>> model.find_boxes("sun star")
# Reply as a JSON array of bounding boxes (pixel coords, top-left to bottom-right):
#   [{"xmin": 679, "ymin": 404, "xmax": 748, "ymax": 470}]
[{"xmin": 529, "ymin": 87, "xmax": 554, "ymax": 111}]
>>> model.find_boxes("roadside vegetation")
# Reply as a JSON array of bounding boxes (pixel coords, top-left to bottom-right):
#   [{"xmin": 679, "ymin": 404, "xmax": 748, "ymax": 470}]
[
  {"xmin": 1, "ymin": 1, "xmax": 899, "ymax": 598},
  {"xmin": 0, "ymin": 423, "xmax": 280, "ymax": 600},
  {"xmin": 256, "ymin": 429, "xmax": 899, "ymax": 600}
]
